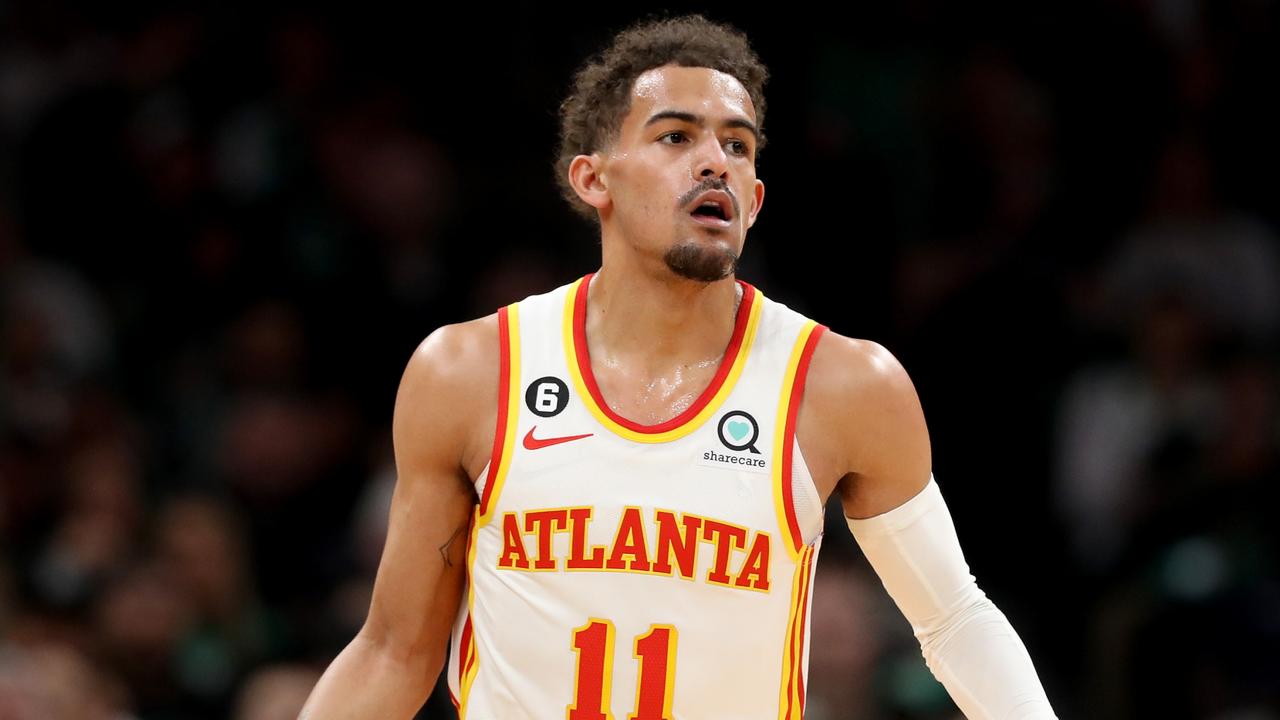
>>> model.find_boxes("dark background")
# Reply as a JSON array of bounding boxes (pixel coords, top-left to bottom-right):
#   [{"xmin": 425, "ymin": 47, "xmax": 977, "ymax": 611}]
[{"xmin": 2, "ymin": 1, "xmax": 1278, "ymax": 718}]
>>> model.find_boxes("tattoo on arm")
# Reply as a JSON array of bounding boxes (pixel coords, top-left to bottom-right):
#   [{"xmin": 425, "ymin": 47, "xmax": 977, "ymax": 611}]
[{"xmin": 439, "ymin": 521, "xmax": 468, "ymax": 567}]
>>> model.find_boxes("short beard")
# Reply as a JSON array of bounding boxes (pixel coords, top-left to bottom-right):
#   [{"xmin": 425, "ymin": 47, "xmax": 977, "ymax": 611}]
[{"xmin": 663, "ymin": 240, "xmax": 739, "ymax": 282}]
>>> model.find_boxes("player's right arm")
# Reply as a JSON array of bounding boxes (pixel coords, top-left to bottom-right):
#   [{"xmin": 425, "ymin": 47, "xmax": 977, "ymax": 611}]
[{"xmin": 299, "ymin": 315, "xmax": 499, "ymax": 720}]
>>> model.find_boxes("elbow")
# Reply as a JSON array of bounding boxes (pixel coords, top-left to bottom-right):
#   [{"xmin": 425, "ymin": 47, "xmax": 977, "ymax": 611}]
[
  {"xmin": 915, "ymin": 585, "xmax": 1000, "ymax": 660},
  {"xmin": 912, "ymin": 592, "xmax": 1058, "ymax": 720},
  {"xmin": 355, "ymin": 621, "xmax": 447, "ymax": 679}
]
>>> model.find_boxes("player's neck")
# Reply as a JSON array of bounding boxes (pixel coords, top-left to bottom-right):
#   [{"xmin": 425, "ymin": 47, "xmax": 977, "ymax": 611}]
[{"xmin": 586, "ymin": 263, "xmax": 742, "ymax": 374}]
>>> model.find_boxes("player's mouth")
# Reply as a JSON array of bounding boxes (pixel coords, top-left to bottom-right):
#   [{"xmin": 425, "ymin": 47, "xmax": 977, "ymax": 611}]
[{"xmin": 687, "ymin": 190, "xmax": 735, "ymax": 228}]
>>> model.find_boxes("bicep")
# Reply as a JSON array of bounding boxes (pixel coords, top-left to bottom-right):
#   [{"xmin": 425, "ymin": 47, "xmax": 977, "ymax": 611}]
[
  {"xmin": 362, "ymin": 457, "xmax": 473, "ymax": 661},
  {"xmin": 806, "ymin": 336, "xmax": 932, "ymax": 519},
  {"xmin": 361, "ymin": 324, "xmax": 494, "ymax": 659}
]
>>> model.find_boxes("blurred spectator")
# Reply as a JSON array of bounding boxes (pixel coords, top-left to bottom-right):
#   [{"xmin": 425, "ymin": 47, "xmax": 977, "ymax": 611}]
[
  {"xmin": 232, "ymin": 664, "xmax": 321, "ymax": 720},
  {"xmin": 30, "ymin": 436, "xmax": 143, "ymax": 610},
  {"xmin": 1, "ymin": 251, "xmax": 113, "ymax": 443},
  {"xmin": 156, "ymin": 496, "xmax": 283, "ymax": 710},
  {"xmin": 0, "ymin": 640, "xmax": 131, "ymax": 720},
  {"xmin": 93, "ymin": 563, "xmax": 192, "ymax": 717},
  {"xmin": 1054, "ymin": 292, "xmax": 1219, "ymax": 572},
  {"xmin": 1095, "ymin": 134, "xmax": 1280, "ymax": 345},
  {"xmin": 805, "ymin": 562, "xmax": 897, "ymax": 720}
]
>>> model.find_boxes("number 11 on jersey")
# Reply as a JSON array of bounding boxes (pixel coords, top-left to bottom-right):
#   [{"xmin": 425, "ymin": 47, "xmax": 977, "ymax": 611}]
[{"xmin": 569, "ymin": 619, "xmax": 678, "ymax": 720}]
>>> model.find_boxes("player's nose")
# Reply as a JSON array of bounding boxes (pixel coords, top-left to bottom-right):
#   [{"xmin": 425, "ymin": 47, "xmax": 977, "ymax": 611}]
[{"xmin": 694, "ymin": 137, "xmax": 730, "ymax": 179}]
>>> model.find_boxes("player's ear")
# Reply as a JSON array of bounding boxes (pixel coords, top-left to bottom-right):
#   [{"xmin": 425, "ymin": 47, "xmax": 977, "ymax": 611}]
[
  {"xmin": 745, "ymin": 178, "xmax": 765, "ymax": 229},
  {"xmin": 568, "ymin": 153, "xmax": 610, "ymax": 212}
]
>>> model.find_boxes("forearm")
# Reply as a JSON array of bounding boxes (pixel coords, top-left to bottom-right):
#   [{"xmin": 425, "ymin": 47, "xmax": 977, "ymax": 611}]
[
  {"xmin": 847, "ymin": 475, "xmax": 1057, "ymax": 719},
  {"xmin": 916, "ymin": 591, "xmax": 1056, "ymax": 719},
  {"xmin": 299, "ymin": 632, "xmax": 442, "ymax": 720}
]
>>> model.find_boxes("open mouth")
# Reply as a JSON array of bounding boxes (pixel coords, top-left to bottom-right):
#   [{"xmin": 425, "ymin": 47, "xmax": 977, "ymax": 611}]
[
  {"xmin": 691, "ymin": 203, "xmax": 729, "ymax": 221},
  {"xmin": 687, "ymin": 190, "xmax": 734, "ymax": 227}
]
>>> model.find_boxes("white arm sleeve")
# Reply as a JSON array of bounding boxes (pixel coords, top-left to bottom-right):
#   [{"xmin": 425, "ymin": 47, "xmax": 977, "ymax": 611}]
[{"xmin": 846, "ymin": 475, "xmax": 1058, "ymax": 720}]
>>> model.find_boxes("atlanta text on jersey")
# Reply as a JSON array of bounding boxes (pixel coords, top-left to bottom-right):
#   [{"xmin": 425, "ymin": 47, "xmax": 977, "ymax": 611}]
[{"xmin": 496, "ymin": 506, "xmax": 772, "ymax": 592}]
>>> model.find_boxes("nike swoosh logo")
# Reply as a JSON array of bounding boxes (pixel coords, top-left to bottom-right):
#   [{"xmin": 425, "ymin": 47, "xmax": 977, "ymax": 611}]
[{"xmin": 523, "ymin": 427, "xmax": 594, "ymax": 450}]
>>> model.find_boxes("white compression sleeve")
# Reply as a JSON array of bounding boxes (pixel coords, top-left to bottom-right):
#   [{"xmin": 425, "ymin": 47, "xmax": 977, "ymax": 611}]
[{"xmin": 846, "ymin": 475, "xmax": 1057, "ymax": 720}]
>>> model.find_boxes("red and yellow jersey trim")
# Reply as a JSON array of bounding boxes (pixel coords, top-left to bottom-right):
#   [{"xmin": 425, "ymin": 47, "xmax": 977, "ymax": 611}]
[
  {"xmin": 777, "ymin": 544, "xmax": 817, "ymax": 719},
  {"xmin": 771, "ymin": 321, "xmax": 826, "ymax": 561},
  {"xmin": 477, "ymin": 303, "xmax": 522, "ymax": 524},
  {"xmin": 563, "ymin": 273, "xmax": 763, "ymax": 444},
  {"xmin": 459, "ymin": 302, "xmax": 522, "ymax": 717},
  {"xmin": 457, "ymin": 511, "xmax": 483, "ymax": 718},
  {"xmin": 453, "ymin": 614, "xmax": 478, "ymax": 711}
]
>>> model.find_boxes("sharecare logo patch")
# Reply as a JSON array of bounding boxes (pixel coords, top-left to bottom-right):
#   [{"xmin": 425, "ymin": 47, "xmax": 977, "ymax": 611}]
[
  {"xmin": 699, "ymin": 410, "xmax": 769, "ymax": 474},
  {"xmin": 698, "ymin": 448, "xmax": 770, "ymax": 474}
]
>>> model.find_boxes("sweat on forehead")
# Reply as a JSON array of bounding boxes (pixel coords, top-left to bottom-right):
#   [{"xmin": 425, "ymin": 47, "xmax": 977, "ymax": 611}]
[
  {"xmin": 619, "ymin": 65, "xmax": 758, "ymax": 139},
  {"xmin": 632, "ymin": 65, "xmax": 752, "ymax": 103}
]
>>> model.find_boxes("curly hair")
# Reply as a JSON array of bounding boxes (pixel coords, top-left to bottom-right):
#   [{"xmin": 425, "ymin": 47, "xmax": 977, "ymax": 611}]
[{"xmin": 554, "ymin": 14, "xmax": 769, "ymax": 222}]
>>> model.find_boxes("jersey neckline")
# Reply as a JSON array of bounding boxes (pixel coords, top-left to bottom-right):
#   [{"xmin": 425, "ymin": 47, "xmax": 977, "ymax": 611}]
[{"xmin": 562, "ymin": 272, "xmax": 762, "ymax": 443}]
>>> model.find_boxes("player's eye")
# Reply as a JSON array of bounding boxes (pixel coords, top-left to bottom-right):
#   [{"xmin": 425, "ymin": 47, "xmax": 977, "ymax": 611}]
[
  {"xmin": 727, "ymin": 139, "xmax": 748, "ymax": 155},
  {"xmin": 660, "ymin": 131, "xmax": 688, "ymax": 144}
]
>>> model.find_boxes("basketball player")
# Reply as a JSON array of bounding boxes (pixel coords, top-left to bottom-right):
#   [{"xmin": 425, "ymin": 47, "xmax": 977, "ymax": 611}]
[{"xmin": 301, "ymin": 14, "xmax": 1057, "ymax": 719}]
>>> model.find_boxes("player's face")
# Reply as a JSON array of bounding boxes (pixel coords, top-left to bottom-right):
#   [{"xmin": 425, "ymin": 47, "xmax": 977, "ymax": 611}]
[{"xmin": 603, "ymin": 64, "xmax": 765, "ymax": 282}]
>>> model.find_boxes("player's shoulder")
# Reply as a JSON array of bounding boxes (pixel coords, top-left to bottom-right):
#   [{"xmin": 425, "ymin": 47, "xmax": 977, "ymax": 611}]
[
  {"xmin": 797, "ymin": 330, "xmax": 929, "ymax": 488},
  {"xmin": 805, "ymin": 329, "xmax": 920, "ymax": 419},
  {"xmin": 393, "ymin": 314, "xmax": 503, "ymax": 473},
  {"xmin": 402, "ymin": 314, "xmax": 501, "ymax": 394},
  {"xmin": 395, "ymin": 314, "xmax": 501, "ymax": 424}
]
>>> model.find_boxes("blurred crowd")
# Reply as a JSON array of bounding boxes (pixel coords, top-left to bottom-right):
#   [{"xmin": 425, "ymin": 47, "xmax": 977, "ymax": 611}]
[{"xmin": 1, "ymin": 2, "xmax": 1278, "ymax": 719}]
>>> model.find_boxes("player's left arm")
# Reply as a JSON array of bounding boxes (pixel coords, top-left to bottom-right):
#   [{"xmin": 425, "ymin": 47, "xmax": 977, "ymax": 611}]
[{"xmin": 800, "ymin": 332, "xmax": 1058, "ymax": 720}]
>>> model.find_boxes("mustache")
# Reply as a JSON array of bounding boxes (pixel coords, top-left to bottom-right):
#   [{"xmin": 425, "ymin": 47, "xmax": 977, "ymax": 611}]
[{"xmin": 679, "ymin": 178, "xmax": 739, "ymax": 217}]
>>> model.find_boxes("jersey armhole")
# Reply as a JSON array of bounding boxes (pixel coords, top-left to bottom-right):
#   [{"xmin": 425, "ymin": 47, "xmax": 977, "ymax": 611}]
[
  {"xmin": 475, "ymin": 304, "xmax": 521, "ymax": 523},
  {"xmin": 789, "ymin": 436, "xmax": 825, "ymax": 546},
  {"xmin": 772, "ymin": 321, "xmax": 827, "ymax": 558},
  {"xmin": 473, "ymin": 460, "xmax": 492, "ymax": 498}
]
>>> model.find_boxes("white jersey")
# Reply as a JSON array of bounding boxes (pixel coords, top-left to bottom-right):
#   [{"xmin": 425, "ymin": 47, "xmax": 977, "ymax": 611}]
[{"xmin": 448, "ymin": 274, "xmax": 828, "ymax": 719}]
